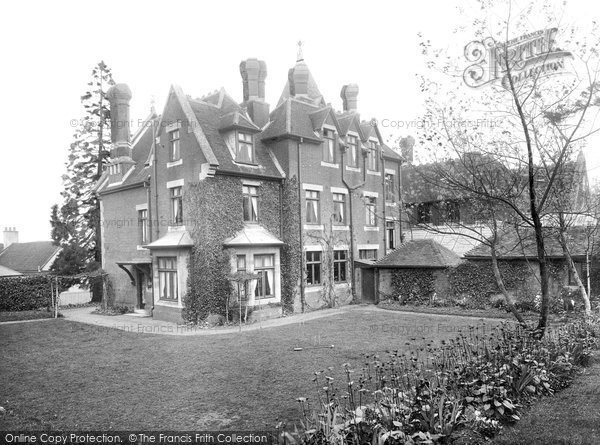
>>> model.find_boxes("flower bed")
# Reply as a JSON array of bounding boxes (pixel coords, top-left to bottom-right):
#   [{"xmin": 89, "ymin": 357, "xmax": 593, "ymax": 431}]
[{"xmin": 282, "ymin": 314, "xmax": 599, "ymax": 444}]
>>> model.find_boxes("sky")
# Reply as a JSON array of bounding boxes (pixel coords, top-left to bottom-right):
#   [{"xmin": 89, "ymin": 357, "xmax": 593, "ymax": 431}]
[{"xmin": 1, "ymin": 0, "xmax": 599, "ymax": 242}]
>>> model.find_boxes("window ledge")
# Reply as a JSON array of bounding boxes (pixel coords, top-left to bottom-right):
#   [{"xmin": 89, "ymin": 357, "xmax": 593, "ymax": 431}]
[
  {"xmin": 345, "ymin": 166, "xmax": 361, "ymax": 172},
  {"xmin": 385, "ymin": 201, "xmax": 398, "ymax": 207},
  {"xmin": 320, "ymin": 161, "xmax": 339, "ymax": 169},
  {"xmin": 167, "ymin": 159, "xmax": 183, "ymax": 168},
  {"xmin": 332, "ymin": 225, "xmax": 350, "ymax": 231},
  {"xmin": 364, "ymin": 226, "xmax": 380, "ymax": 232},
  {"xmin": 137, "ymin": 245, "xmax": 149, "ymax": 251},
  {"xmin": 155, "ymin": 300, "xmax": 182, "ymax": 308},
  {"xmin": 366, "ymin": 170, "xmax": 381, "ymax": 176},
  {"xmin": 304, "ymin": 224, "xmax": 324, "ymax": 231}
]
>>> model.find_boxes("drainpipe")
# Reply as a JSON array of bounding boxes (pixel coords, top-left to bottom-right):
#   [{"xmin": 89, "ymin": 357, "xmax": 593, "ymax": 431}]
[
  {"xmin": 297, "ymin": 138, "xmax": 306, "ymax": 312},
  {"xmin": 398, "ymin": 158, "xmax": 404, "ymax": 243},
  {"xmin": 145, "ymin": 179, "xmax": 153, "ymax": 243},
  {"xmin": 381, "ymin": 151, "xmax": 387, "ymax": 256},
  {"xmin": 341, "ymin": 136, "xmax": 365, "ymax": 302},
  {"xmin": 152, "ymin": 122, "xmax": 160, "ymax": 240}
]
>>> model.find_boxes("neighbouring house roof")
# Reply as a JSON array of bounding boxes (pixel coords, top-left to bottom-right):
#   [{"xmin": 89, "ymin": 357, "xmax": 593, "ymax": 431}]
[
  {"xmin": 464, "ymin": 225, "xmax": 597, "ymax": 260},
  {"xmin": 0, "ymin": 264, "xmax": 21, "ymax": 276},
  {"xmin": 145, "ymin": 230, "xmax": 194, "ymax": 249},
  {"xmin": 223, "ymin": 224, "xmax": 284, "ymax": 247},
  {"xmin": 0, "ymin": 241, "xmax": 61, "ymax": 274},
  {"xmin": 375, "ymin": 239, "xmax": 462, "ymax": 269}
]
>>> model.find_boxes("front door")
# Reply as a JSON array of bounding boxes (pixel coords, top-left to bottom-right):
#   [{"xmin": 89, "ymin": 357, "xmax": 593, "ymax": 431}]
[
  {"xmin": 136, "ymin": 270, "xmax": 145, "ymax": 309},
  {"xmin": 361, "ymin": 268, "xmax": 376, "ymax": 303}
]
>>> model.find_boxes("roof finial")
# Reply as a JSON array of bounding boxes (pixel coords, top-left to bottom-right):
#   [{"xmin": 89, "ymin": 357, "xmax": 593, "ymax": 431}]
[{"xmin": 296, "ymin": 40, "xmax": 304, "ymax": 62}]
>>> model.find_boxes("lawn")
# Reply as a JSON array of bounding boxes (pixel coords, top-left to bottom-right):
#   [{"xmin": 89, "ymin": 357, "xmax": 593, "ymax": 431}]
[{"xmin": 0, "ymin": 309, "xmax": 496, "ymax": 430}]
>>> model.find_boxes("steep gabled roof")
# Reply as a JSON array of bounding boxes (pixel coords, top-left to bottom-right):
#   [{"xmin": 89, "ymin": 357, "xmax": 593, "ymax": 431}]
[
  {"xmin": 0, "ymin": 241, "xmax": 60, "ymax": 274},
  {"xmin": 189, "ymin": 97, "xmax": 284, "ymax": 178},
  {"xmin": 375, "ymin": 239, "xmax": 462, "ymax": 269}
]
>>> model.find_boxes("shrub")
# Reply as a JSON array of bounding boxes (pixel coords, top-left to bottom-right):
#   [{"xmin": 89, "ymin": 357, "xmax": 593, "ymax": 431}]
[
  {"xmin": 284, "ymin": 315, "xmax": 599, "ymax": 445},
  {"xmin": 0, "ymin": 275, "xmax": 52, "ymax": 311}
]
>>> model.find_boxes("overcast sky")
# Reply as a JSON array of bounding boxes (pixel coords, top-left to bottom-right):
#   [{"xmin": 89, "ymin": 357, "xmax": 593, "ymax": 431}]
[{"xmin": 1, "ymin": 0, "xmax": 599, "ymax": 242}]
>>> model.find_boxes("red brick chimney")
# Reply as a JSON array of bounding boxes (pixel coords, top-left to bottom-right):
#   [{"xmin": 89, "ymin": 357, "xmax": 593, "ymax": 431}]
[
  {"xmin": 340, "ymin": 84, "xmax": 359, "ymax": 112},
  {"xmin": 107, "ymin": 83, "xmax": 133, "ymax": 159},
  {"xmin": 240, "ymin": 59, "xmax": 270, "ymax": 128}
]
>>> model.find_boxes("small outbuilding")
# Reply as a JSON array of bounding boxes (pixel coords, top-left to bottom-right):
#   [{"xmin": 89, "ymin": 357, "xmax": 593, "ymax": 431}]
[{"xmin": 364, "ymin": 239, "xmax": 462, "ymax": 303}]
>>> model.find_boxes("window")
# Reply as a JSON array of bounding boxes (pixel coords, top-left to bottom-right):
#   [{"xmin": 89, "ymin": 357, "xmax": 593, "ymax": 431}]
[
  {"xmin": 158, "ymin": 257, "xmax": 178, "ymax": 300},
  {"xmin": 359, "ymin": 249, "xmax": 378, "ymax": 260},
  {"xmin": 347, "ymin": 135, "xmax": 359, "ymax": 168},
  {"xmin": 306, "ymin": 251, "xmax": 322, "ymax": 285},
  {"xmin": 236, "ymin": 131, "xmax": 254, "ymax": 163},
  {"xmin": 138, "ymin": 209, "xmax": 148, "ymax": 244},
  {"xmin": 366, "ymin": 197, "xmax": 376, "ymax": 226},
  {"xmin": 385, "ymin": 173, "xmax": 395, "ymax": 201},
  {"xmin": 386, "ymin": 221, "xmax": 396, "ymax": 250},
  {"xmin": 108, "ymin": 164, "xmax": 121, "ymax": 175},
  {"xmin": 417, "ymin": 202, "xmax": 432, "ymax": 224},
  {"xmin": 333, "ymin": 250, "xmax": 348, "ymax": 283},
  {"xmin": 333, "ymin": 193, "xmax": 346, "ymax": 225},
  {"xmin": 305, "ymin": 190, "xmax": 320, "ymax": 224},
  {"xmin": 322, "ymin": 128, "xmax": 336, "ymax": 163},
  {"xmin": 170, "ymin": 187, "xmax": 183, "ymax": 225},
  {"xmin": 367, "ymin": 141, "xmax": 379, "ymax": 171},
  {"xmin": 243, "ymin": 185, "xmax": 259, "ymax": 222},
  {"xmin": 442, "ymin": 201, "xmax": 460, "ymax": 224},
  {"xmin": 169, "ymin": 129, "xmax": 180, "ymax": 162},
  {"xmin": 254, "ymin": 254, "xmax": 275, "ymax": 298}
]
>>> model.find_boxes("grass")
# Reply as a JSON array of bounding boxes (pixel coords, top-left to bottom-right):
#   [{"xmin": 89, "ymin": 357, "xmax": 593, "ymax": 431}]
[
  {"xmin": 0, "ymin": 309, "xmax": 498, "ymax": 430},
  {"xmin": 493, "ymin": 353, "xmax": 600, "ymax": 445},
  {"xmin": 0, "ymin": 309, "xmax": 59, "ymax": 323}
]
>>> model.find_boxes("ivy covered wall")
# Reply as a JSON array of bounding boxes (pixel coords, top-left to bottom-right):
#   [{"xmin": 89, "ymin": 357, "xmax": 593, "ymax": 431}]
[{"xmin": 182, "ymin": 174, "xmax": 301, "ymax": 322}]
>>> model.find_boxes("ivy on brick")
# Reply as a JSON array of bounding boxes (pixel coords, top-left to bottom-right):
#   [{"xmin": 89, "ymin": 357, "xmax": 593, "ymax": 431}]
[
  {"xmin": 182, "ymin": 175, "xmax": 302, "ymax": 322},
  {"xmin": 280, "ymin": 176, "xmax": 301, "ymax": 314},
  {"xmin": 390, "ymin": 269, "xmax": 436, "ymax": 304}
]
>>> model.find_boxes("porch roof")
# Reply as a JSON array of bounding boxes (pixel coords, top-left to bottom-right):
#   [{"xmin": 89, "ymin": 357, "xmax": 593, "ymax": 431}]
[
  {"xmin": 223, "ymin": 224, "xmax": 284, "ymax": 247},
  {"xmin": 145, "ymin": 230, "xmax": 194, "ymax": 249}
]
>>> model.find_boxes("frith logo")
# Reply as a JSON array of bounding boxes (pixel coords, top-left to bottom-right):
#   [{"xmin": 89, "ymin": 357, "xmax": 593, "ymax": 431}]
[{"xmin": 463, "ymin": 28, "xmax": 573, "ymax": 89}]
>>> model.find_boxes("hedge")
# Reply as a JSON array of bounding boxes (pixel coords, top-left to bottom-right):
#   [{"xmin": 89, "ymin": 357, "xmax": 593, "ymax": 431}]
[{"xmin": 0, "ymin": 275, "xmax": 52, "ymax": 311}]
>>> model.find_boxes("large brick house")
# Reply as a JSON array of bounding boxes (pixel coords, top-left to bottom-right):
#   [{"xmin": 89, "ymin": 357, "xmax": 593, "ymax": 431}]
[{"xmin": 95, "ymin": 54, "xmax": 403, "ymax": 322}]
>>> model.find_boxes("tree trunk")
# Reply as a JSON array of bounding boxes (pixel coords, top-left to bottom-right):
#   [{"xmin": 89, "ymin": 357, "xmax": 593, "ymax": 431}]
[
  {"xmin": 558, "ymin": 222, "xmax": 592, "ymax": 315},
  {"xmin": 490, "ymin": 245, "xmax": 526, "ymax": 325}
]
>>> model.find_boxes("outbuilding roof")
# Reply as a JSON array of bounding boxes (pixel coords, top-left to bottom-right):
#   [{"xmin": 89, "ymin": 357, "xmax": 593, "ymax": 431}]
[{"xmin": 375, "ymin": 239, "xmax": 462, "ymax": 269}]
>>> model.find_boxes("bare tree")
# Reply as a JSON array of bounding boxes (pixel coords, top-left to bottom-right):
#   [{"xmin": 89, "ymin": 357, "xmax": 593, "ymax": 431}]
[{"xmin": 417, "ymin": 0, "xmax": 600, "ymax": 334}]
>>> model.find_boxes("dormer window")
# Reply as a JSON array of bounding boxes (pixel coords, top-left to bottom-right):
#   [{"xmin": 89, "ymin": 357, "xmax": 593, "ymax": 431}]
[
  {"xmin": 108, "ymin": 164, "xmax": 122, "ymax": 175},
  {"xmin": 322, "ymin": 128, "xmax": 336, "ymax": 164},
  {"xmin": 236, "ymin": 131, "xmax": 254, "ymax": 164},
  {"xmin": 169, "ymin": 129, "xmax": 180, "ymax": 162},
  {"xmin": 367, "ymin": 141, "xmax": 379, "ymax": 171},
  {"xmin": 347, "ymin": 135, "xmax": 359, "ymax": 168}
]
